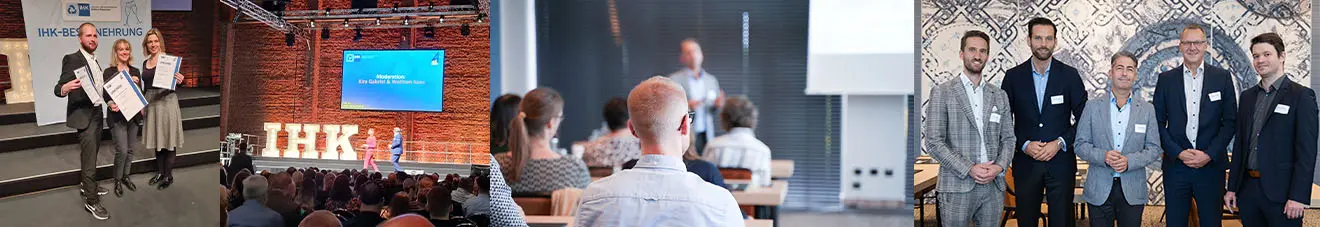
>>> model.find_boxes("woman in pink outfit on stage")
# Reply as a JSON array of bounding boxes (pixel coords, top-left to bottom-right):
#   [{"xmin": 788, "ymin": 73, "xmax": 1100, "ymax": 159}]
[{"xmin": 362, "ymin": 128, "xmax": 380, "ymax": 172}]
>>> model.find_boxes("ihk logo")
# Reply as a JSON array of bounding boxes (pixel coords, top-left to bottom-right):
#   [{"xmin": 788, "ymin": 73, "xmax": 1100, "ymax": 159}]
[
  {"xmin": 345, "ymin": 54, "xmax": 360, "ymax": 63},
  {"xmin": 66, "ymin": 3, "xmax": 90, "ymax": 16}
]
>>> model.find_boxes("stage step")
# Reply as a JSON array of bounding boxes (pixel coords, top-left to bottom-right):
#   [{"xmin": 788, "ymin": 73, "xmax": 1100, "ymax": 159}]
[
  {"xmin": 0, "ymin": 87, "xmax": 219, "ymax": 126},
  {"xmin": 0, "ymin": 104, "xmax": 219, "ymax": 153},
  {"xmin": 0, "ymin": 127, "xmax": 220, "ymax": 198}
]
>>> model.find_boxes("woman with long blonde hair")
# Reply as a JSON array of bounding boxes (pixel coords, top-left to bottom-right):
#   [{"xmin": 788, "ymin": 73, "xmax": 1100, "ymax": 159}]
[
  {"xmin": 104, "ymin": 39, "xmax": 143, "ymax": 197},
  {"xmin": 140, "ymin": 28, "xmax": 185, "ymax": 189}
]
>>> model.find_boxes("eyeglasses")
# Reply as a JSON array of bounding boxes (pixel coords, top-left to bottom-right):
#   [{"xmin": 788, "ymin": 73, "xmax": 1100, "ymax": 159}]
[{"xmin": 679, "ymin": 111, "xmax": 696, "ymax": 131}]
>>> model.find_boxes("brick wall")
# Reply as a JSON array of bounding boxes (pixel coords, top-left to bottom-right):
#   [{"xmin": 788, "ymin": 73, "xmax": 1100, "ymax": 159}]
[
  {"xmin": 0, "ymin": 0, "xmax": 22, "ymax": 103},
  {"xmin": 220, "ymin": 0, "xmax": 491, "ymax": 164}
]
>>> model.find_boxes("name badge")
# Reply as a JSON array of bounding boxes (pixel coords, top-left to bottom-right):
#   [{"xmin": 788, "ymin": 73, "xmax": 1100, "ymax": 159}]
[
  {"xmin": 989, "ymin": 113, "xmax": 1001, "ymax": 123},
  {"xmin": 1209, "ymin": 91, "xmax": 1221, "ymax": 102},
  {"xmin": 1275, "ymin": 104, "xmax": 1291, "ymax": 114},
  {"xmin": 1050, "ymin": 95, "xmax": 1064, "ymax": 105},
  {"xmin": 1134, "ymin": 124, "xmax": 1147, "ymax": 133}
]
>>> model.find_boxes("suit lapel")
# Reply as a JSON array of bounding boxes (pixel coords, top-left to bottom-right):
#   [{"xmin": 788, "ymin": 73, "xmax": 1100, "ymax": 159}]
[
  {"xmin": 1122, "ymin": 101, "xmax": 1144, "ymax": 154},
  {"xmin": 1097, "ymin": 94, "xmax": 1114, "ymax": 149},
  {"xmin": 982, "ymin": 89, "xmax": 998, "ymax": 152},
  {"xmin": 1042, "ymin": 60, "xmax": 1062, "ymax": 114},
  {"xmin": 1020, "ymin": 61, "xmax": 1043, "ymax": 116},
  {"xmin": 949, "ymin": 81, "xmax": 979, "ymax": 130}
]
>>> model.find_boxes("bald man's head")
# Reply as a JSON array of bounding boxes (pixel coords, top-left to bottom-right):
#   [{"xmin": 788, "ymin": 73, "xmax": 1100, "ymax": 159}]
[
  {"xmin": 298, "ymin": 210, "xmax": 341, "ymax": 227},
  {"xmin": 628, "ymin": 76, "xmax": 691, "ymax": 155},
  {"xmin": 379, "ymin": 214, "xmax": 434, "ymax": 227}
]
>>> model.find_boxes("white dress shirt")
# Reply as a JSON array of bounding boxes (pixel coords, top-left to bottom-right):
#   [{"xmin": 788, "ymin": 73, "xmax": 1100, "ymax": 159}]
[
  {"xmin": 703, "ymin": 127, "xmax": 774, "ymax": 187},
  {"xmin": 1183, "ymin": 63, "xmax": 1205, "ymax": 145},
  {"xmin": 79, "ymin": 48, "xmax": 103, "ymax": 87},
  {"xmin": 960, "ymin": 73, "xmax": 988, "ymax": 163},
  {"xmin": 575, "ymin": 155, "xmax": 744, "ymax": 227}
]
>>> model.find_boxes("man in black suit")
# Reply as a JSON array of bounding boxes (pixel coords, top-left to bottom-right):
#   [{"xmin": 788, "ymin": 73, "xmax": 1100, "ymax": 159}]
[
  {"xmin": 1000, "ymin": 17, "xmax": 1087, "ymax": 227},
  {"xmin": 1153, "ymin": 24, "xmax": 1238, "ymax": 227},
  {"xmin": 53, "ymin": 22, "xmax": 109, "ymax": 220},
  {"xmin": 1224, "ymin": 32, "xmax": 1317, "ymax": 227}
]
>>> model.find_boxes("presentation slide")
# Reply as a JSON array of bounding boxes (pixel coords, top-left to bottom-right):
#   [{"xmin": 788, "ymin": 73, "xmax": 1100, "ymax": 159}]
[{"xmin": 341, "ymin": 49, "xmax": 446, "ymax": 112}]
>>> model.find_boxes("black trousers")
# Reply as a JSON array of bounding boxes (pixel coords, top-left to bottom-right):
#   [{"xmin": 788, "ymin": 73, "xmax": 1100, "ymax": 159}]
[
  {"xmin": 1164, "ymin": 168, "xmax": 1225, "ymax": 227},
  {"xmin": 109, "ymin": 119, "xmax": 140, "ymax": 181},
  {"xmin": 77, "ymin": 115, "xmax": 104, "ymax": 204},
  {"xmin": 1014, "ymin": 162, "xmax": 1075, "ymax": 227},
  {"xmin": 1239, "ymin": 177, "xmax": 1302, "ymax": 227},
  {"xmin": 1088, "ymin": 178, "xmax": 1144, "ymax": 227}
]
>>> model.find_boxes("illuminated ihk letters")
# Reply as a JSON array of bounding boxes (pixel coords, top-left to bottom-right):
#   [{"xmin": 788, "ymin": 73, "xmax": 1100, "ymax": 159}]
[{"xmin": 262, "ymin": 122, "xmax": 359, "ymax": 160}]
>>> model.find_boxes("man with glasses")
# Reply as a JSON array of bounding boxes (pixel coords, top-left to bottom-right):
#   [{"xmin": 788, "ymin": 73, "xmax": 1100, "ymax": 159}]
[
  {"xmin": 574, "ymin": 77, "xmax": 744, "ymax": 226},
  {"xmin": 923, "ymin": 30, "xmax": 1016, "ymax": 226},
  {"xmin": 1153, "ymin": 23, "xmax": 1238, "ymax": 226}
]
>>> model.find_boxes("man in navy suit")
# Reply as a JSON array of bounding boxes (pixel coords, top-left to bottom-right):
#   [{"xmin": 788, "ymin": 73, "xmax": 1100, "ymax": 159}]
[
  {"xmin": 1000, "ymin": 17, "xmax": 1088, "ymax": 227},
  {"xmin": 1153, "ymin": 24, "xmax": 1238, "ymax": 227},
  {"xmin": 1224, "ymin": 32, "xmax": 1317, "ymax": 227}
]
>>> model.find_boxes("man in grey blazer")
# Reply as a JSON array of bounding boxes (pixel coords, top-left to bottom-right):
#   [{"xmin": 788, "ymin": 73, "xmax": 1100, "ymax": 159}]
[
  {"xmin": 668, "ymin": 38, "xmax": 724, "ymax": 155},
  {"xmin": 1073, "ymin": 51, "xmax": 1162, "ymax": 227},
  {"xmin": 922, "ymin": 30, "xmax": 1016, "ymax": 226},
  {"xmin": 53, "ymin": 22, "xmax": 110, "ymax": 220}
]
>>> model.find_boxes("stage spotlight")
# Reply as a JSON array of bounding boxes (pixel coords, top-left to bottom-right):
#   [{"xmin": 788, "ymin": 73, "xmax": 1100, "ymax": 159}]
[
  {"xmin": 423, "ymin": 25, "xmax": 435, "ymax": 39},
  {"xmin": 460, "ymin": 23, "xmax": 470, "ymax": 36},
  {"xmin": 353, "ymin": 27, "xmax": 363, "ymax": 42},
  {"xmin": 343, "ymin": 19, "xmax": 350, "ymax": 28},
  {"xmin": 375, "ymin": 17, "xmax": 381, "ymax": 26},
  {"xmin": 309, "ymin": 21, "xmax": 316, "ymax": 28},
  {"xmin": 477, "ymin": 13, "xmax": 485, "ymax": 23},
  {"xmin": 285, "ymin": 32, "xmax": 295, "ymax": 46},
  {"xmin": 403, "ymin": 17, "xmax": 409, "ymax": 26},
  {"xmin": 321, "ymin": 27, "xmax": 330, "ymax": 40}
]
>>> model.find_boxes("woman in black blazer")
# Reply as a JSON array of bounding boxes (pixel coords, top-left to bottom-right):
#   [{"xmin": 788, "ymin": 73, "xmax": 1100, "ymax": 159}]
[{"xmin": 103, "ymin": 39, "xmax": 144, "ymax": 197}]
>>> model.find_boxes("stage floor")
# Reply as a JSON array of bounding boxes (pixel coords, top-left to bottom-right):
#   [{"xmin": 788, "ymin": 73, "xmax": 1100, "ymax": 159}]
[
  {"xmin": 0, "ymin": 127, "xmax": 220, "ymax": 182},
  {"xmin": 0, "ymin": 164, "xmax": 221, "ymax": 226},
  {"xmin": 250, "ymin": 156, "xmax": 476, "ymax": 176}
]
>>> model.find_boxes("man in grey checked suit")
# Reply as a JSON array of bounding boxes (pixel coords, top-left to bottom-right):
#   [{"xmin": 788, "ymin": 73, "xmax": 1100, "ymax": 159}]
[
  {"xmin": 1073, "ymin": 51, "xmax": 1161, "ymax": 227},
  {"xmin": 922, "ymin": 30, "xmax": 1016, "ymax": 226}
]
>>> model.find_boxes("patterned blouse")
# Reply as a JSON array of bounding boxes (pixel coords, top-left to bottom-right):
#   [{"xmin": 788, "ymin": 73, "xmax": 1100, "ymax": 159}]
[
  {"xmin": 497, "ymin": 153, "xmax": 592, "ymax": 194},
  {"xmin": 582, "ymin": 136, "xmax": 642, "ymax": 167},
  {"xmin": 489, "ymin": 155, "xmax": 530, "ymax": 227}
]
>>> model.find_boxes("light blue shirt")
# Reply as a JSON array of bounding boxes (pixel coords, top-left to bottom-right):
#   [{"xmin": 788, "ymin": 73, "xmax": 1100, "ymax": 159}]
[
  {"xmin": 574, "ymin": 154, "xmax": 744, "ymax": 227},
  {"xmin": 1021, "ymin": 60, "xmax": 1067, "ymax": 151},
  {"xmin": 1110, "ymin": 93, "xmax": 1132, "ymax": 178}
]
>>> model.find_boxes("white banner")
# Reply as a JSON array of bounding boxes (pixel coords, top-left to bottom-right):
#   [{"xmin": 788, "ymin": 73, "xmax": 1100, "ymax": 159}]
[
  {"xmin": 61, "ymin": 0, "xmax": 123, "ymax": 22},
  {"xmin": 22, "ymin": 0, "xmax": 150, "ymax": 126}
]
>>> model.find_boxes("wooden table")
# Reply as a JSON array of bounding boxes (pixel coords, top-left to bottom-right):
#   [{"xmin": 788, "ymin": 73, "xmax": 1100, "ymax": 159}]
[
  {"xmin": 526, "ymin": 215, "xmax": 575, "ymax": 227},
  {"xmin": 733, "ymin": 180, "xmax": 789, "ymax": 206},
  {"xmin": 913, "ymin": 164, "xmax": 940, "ymax": 226},
  {"xmin": 771, "ymin": 160, "xmax": 794, "ymax": 178}
]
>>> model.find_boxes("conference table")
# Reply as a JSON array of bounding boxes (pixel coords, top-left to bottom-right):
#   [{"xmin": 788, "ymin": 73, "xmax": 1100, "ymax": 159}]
[
  {"xmin": 913, "ymin": 163, "xmax": 940, "ymax": 226},
  {"xmin": 525, "ymin": 215, "xmax": 775, "ymax": 227}
]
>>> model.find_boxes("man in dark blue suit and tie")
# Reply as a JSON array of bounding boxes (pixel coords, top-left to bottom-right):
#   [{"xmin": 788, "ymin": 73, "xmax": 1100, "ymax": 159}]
[
  {"xmin": 1224, "ymin": 32, "xmax": 1317, "ymax": 227},
  {"xmin": 1153, "ymin": 24, "xmax": 1238, "ymax": 227},
  {"xmin": 1000, "ymin": 17, "xmax": 1088, "ymax": 227}
]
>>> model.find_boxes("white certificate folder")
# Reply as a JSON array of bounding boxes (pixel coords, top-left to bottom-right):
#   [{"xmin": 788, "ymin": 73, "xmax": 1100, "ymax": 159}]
[
  {"xmin": 104, "ymin": 71, "xmax": 148, "ymax": 120},
  {"xmin": 73, "ymin": 66, "xmax": 104, "ymax": 105},
  {"xmin": 153, "ymin": 55, "xmax": 181, "ymax": 90}
]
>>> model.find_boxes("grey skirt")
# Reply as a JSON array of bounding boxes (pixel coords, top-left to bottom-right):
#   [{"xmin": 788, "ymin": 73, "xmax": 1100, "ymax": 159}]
[{"xmin": 143, "ymin": 89, "xmax": 185, "ymax": 150}]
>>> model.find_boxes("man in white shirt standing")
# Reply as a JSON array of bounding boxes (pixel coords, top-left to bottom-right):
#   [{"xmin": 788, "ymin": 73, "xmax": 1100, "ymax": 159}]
[
  {"xmin": 53, "ymin": 22, "xmax": 110, "ymax": 220},
  {"xmin": 669, "ymin": 38, "xmax": 725, "ymax": 156},
  {"xmin": 922, "ymin": 30, "xmax": 1016, "ymax": 226},
  {"xmin": 575, "ymin": 76, "xmax": 743, "ymax": 226}
]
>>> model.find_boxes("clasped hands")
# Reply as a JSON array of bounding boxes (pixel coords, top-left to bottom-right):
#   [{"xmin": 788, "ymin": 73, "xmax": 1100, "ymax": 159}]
[
  {"xmin": 969, "ymin": 162, "xmax": 1003, "ymax": 184},
  {"xmin": 1024, "ymin": 139, "xmax": 1063, "ymax": 161}
]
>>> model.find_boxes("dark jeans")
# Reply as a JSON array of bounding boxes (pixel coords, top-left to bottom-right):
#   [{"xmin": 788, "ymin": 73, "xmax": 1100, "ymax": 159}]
[
  {"xmin": 77, "ymin": 116, "xmax": 104, "ymax": 204},
  {"xmin": 109, "ymin": 119, "xmax": 140, "ymax": 181}
]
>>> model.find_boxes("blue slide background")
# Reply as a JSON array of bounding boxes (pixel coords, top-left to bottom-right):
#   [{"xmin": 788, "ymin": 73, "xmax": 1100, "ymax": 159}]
[{"xmin": 341, "ymin": 49, "xmax": 446, "ymax": 112}]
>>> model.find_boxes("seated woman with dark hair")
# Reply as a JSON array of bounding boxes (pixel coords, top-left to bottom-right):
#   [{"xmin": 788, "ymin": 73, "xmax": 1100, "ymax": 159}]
[
  {"xmin": 496, "ymin": 88, "xmax": 591, "ymax": 194},
  {"xmin": 582, "ymin": 97, "xmax": 643, "ymax": 168}
]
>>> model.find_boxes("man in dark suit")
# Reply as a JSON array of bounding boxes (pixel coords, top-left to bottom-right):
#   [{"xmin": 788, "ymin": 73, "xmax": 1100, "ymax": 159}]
[
  {"xmin": 1000, "ymin": 17, "xmax": 1087, "ymax": 227},
  {"xmin": 53, "ymin": 22, "xmax": 109, "ymax": 220},
  {"xmin": 1153, "ymin": 24, "xmax": 1238, "ymax": 227},
  {"xmin": 1224, "ymin": 32, "xmax": 1318, "ymax": 227}
]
